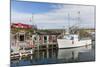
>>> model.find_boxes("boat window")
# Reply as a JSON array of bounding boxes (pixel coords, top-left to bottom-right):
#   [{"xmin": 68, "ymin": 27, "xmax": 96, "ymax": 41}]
[{"xmin": 71, "ymin": 36, "xmax": 74, "ymax": 40}]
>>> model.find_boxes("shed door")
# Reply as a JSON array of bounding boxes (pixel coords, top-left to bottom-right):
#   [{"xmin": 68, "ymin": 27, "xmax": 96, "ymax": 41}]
[
  {"xmin": 44, "ymin": 36, "xmax": 47, "ymax": 43},
  {"xmin": 19, "ymin": 35, "xmax": 24, "ymax": 41}
]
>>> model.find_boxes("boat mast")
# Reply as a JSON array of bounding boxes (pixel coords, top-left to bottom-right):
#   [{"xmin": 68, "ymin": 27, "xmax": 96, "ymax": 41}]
[
  {"xmin": 77, "ymin": 11, "xmax": 80, "ymax": 36},
  {"xmin": 65, "ymin": 13, "xmax": 70, "ymax": 34},
  {"xmin": 32, "ymin": 13, "xmax": 34, "ymax": 24},
  {"xmin": 68, "ymin": 13, "xmax": 70, "ymax": 33}
]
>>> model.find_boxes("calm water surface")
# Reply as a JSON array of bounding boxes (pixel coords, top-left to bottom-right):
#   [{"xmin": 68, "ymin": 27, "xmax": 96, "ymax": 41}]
[{"xmin": 11, "ymin": 42, "xmax": 95, "ymax": 67}]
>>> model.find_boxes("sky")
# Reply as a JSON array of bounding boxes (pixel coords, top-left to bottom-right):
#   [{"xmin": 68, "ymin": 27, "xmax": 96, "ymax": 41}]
[{"xmin": 11, "ymin": 0, "xmax": 95, "ymax": 29}]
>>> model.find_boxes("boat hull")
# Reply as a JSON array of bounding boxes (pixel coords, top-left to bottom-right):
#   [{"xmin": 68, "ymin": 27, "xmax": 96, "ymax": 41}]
[{"xmin": 57, "ymin": 39, "xmax": 91, "ymax": 49}]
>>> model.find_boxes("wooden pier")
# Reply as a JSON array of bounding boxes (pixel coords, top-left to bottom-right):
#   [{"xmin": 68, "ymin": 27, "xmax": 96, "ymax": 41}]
[
  {"xmin": 34, "ymin": 43, "xmax": 58, "ymax": 51},
  {"xmin": 11, "ymin": 43, "xmax": 58, "ymax": 59}
]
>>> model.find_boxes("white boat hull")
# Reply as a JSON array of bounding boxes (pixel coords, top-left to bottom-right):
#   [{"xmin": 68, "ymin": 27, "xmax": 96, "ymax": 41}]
[{"xmin": 57, "ymin": 39, "xmax": 91, "ymax": 48}]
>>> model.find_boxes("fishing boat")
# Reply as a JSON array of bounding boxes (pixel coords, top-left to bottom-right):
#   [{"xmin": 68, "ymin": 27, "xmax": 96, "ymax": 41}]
[
  {"xmin": 57, "ymin": 12, "xmax": 92, "ymax": 49},
  {"xmin": 57, "ymin": 34, "xmax": 91, "ymax": 48}
]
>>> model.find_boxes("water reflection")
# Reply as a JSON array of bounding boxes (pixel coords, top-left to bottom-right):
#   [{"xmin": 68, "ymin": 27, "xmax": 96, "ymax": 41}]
[
  {"xmin": 11, "ymin": 45, "xmax": 95, "ymax": 67},
  {"xmin": 58, "ymin": 45, "xmax": 93, "ymax": 61}
]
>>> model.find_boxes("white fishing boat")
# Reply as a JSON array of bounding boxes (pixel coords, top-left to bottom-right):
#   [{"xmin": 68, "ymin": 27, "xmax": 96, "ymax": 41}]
[
  {"xmin": 57, "ymin": 34, "xmax": 91, "ymax": 48},
  {"xmin": 57, "ymin": 12, "xmax": 92, "ymax": 48}
]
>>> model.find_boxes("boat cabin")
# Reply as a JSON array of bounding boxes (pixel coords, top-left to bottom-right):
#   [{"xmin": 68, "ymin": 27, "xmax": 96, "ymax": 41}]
[{"xmin": 63, "ymin": 34, "xmax": 79, "ymax": 41}]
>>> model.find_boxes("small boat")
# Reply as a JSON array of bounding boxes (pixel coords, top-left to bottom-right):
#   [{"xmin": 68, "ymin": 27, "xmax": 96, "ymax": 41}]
[
  {"xmin": 19, "ymin": 49, "xmax": 33, "ymax": 57},
  {"xmin": 11, "ymin": 52, "xmax": 20, "ymax": 58}
]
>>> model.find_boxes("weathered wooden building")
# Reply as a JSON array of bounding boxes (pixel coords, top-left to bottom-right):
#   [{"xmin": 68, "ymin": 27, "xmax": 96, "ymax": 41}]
[
  {"xmin": 11, "ymin": 23, "xmax": 37, "ymax": 52},
  {"xmin": 32, "ymin": 29, "xmax": 64, "ymax": 45}
]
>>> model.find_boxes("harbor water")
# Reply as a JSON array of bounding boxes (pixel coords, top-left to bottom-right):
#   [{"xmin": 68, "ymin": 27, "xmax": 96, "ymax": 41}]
[{"xmin": 11, "ymin": 41, "xmax": 95, "ymax": 67}]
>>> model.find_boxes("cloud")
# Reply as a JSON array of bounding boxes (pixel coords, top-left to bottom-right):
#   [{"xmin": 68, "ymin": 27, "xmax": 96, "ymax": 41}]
[
  {"xmin": 11, "ymin": 12, "xmax": 32, "ymax": 24},
  {"xmin": 11, "ymin": 4, "xmax": 95, "ymax": 29}
]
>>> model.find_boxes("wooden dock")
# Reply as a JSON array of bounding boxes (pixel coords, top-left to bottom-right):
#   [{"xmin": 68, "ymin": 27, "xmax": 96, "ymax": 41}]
[
  {"xmin": 34, "ymin": 43, "xmax": 58, "ymax": 51},
  {"xmin": 11, "ymin": 43, "xmax": 58, "ymax": 59}
]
